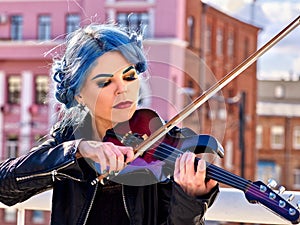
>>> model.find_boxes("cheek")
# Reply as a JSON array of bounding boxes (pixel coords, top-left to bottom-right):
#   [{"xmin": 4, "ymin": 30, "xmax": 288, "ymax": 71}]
[
  {"xmin": 94, "ymin": 89, "xmax": 114, "ymax": 114},
  {"xmin": 129, "ymin": 80, "xmax": 140, "ymax": 99}
]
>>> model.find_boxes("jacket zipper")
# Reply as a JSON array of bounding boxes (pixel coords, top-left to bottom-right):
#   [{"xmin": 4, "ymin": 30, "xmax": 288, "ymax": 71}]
[
  {"xmin": 82, "ymin": 182, "xmax": 98, "ymax": 225},
  {"xmin": 122, "ymin": 185, "xmax": 130, "ymax": 219},
  {"xmin": 16, "ymin": 161, "xmax": 81, "ymax": 182}
]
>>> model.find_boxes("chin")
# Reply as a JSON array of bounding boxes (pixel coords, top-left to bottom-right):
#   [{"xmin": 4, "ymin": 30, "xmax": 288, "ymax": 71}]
[{"xmin": 111, "ymin": 106, "xmax": 136, "ymax": 123}]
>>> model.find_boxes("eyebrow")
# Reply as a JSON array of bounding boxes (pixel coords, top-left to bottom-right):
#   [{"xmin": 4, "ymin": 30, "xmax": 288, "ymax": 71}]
[
  {"xmin": 123, "ymin": 65, "xmax": 135, "ymax": 73},
  {"xmin": 91, "ymin": 73, "xmax": 113, "ymax": 80},
  {"xmin": 91, "ymin": 65, "xmax": 135, "ymax": 80}
]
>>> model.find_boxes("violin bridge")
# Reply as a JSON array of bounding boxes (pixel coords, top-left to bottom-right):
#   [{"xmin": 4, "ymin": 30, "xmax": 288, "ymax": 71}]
[
  {"xmin": 142, "ymin": 134, "xmax": 148, "ymax": 140},
  {"xmin": 120, "ymin": 131, "xmax": 146, "ymax": 148}
]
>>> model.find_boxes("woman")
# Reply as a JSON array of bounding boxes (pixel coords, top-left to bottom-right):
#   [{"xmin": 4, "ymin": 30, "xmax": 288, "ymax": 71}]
[{"xmin": 0, "ymin": 23, "xmax": 219, "ymax": 225}]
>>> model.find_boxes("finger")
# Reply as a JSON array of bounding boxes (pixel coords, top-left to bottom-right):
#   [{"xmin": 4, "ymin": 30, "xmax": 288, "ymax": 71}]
[
  {"xmin": 196, "ymin": 158, "xmax": 206, "ymax": 175},
  {"xmin": 185, "ymin": 152, "xmax": 196, "ymax": 176},
  {"xmin": 111, "ymin": 147, "xmax": 125, "ymax": 171},
  {"xmin": 104, "ymin": 146, "xmax": 117, "ymax": 173},
  {"xmin": 174, "ymin": 154, "xmax": 181, "ymax": 182},
  {"xmin": 206, "ymin": 178, "xmax": 218, "ymax": 190},
  {"xmin": 118, "ymin": 146, "xmax": 134, "ymax": 163},
  {"xmin": 97, "ymin": 146, "xmax": 107, "ymax": 174},
  {"xmin": 180, "ymin": 152, "xmax": 190, "ymax": 174}
]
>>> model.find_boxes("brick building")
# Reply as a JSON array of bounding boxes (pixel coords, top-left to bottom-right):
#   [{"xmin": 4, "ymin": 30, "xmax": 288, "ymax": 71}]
[
  {"xmin": 257, "ymin": 80, "xmax": 300, "ymax": 191},
  {"xmin": 0, "ymin": 0, "xmax": 259, "ymax": 224},
  {"xmin": 185, "ymin": 0, "xmax": 260, "ymax": 180}
]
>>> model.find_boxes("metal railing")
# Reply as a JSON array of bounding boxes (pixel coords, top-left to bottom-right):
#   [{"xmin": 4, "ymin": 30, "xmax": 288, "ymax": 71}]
[{"xmin": 0, "ymin": 188, "xmax": 299, "ymax": 225}]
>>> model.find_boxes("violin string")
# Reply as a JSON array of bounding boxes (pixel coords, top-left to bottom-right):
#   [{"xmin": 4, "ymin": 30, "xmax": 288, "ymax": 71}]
[
  {"xmin": 141, "ymin": 143, "xmax": 293, "ymax": 213},
  {"xmin": 142, "ymin": 143, "xmax": 292, "ymax": 210},
  {"xmin": 143, "ymin": 142, "xmax": 250, "ymax": 190},
  {"xmin": 148, "ymin": 143, "xmax": 249, "ymax": 189}
]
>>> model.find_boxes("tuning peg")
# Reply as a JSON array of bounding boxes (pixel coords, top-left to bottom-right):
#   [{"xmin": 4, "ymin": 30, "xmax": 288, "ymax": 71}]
[
  {"xmin": 297, "ymin": 201, "xmax": 300, "ymax": 210},
  {"xmin": 267, "ymin": 178, "xmax": 278, "ymax": 188},
  {"xmin": 287, "ymin": 194, "xmax": 295, "ymax": 202},
  {"xmin": 278, "ymin": 185, "xmax": 286, "ymax": 194}
]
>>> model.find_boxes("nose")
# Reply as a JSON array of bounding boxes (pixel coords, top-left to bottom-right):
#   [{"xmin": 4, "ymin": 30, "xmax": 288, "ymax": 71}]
[{"xmin": 115, "ymin": 79, "xmax": 127, "ymax": 96}]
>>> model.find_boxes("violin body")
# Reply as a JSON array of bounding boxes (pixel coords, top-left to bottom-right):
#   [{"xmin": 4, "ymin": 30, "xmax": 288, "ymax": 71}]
[{"xmin": 103, "ymin": 108, "xmax": 223, "ymax": 185}]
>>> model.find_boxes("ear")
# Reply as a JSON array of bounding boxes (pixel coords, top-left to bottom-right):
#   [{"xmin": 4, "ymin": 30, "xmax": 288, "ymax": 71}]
[{"xmin": 74, "ymin": 94, "xmax": 83, "ymax": 104}]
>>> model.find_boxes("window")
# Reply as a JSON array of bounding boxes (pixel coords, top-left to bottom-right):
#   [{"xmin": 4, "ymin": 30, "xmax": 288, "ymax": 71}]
[
  {"xmin": 205, "ymin": 25, "xmax": 211, "ymax": 53},
  {"xmin": 244, "ymin": 37, "xmax": 249, "ymax": 59},
  {"xmin": 11, "ymin": 15, "xmax": 23, "ymax": 40},
  {"xmin": 227, "ymin": 32, "xmax": 234, "ymax": 57},
  {"xmin": 4, "ymin": 208, "xmax": 16, "ymax": 222},
  {"xmin": 257, "ymin": 161, "xmax": 280, "ymax": 184},
  {"xmin": 6, "ymin": 135, "xmax": 18, "ymax": 158},
  {"xmin": 270, "ymin": 125, "xmax": 284, "ymax": 149},
  {"xmin": 32, "ymin": 210, "xmax": 45, "ymax": 223},
  {"xmin": 117, "ymin": 12, "xmax": 149, "ymax": 38},
  {"xmin": 293, "ymin": 126, "xmax": 300, "ymax": 149},
  {"xmin": 35, "ymin": 75, "xmax": 49, "ymax": 104},
  {"xmin": 216, "ymin": 28, "xmax": 223, "ymax": 56},
  {"xmin": 256, "ymin": 125, "xmax": 263, "ymax": 149},
  {"xmin": 274, "ymin": 85, "xmax": 285, "ymax": 99},
  {"xmin": 7, "ymin": 75, "xmax": 21, "ymax": 104},
  {"xmin": 294, "ymin": 168, "xmax": 300, "ymax": 189},
  {"xmin": 66, "ymin": 14, "xmax": 80, "ymax": 34},
  {"xmin": 187, "ymin": 16, "xmax": 195, "ymax": 47},
  {"xmin": 38, "ymin": 15, "xmax": 51, "ymax": 40}
]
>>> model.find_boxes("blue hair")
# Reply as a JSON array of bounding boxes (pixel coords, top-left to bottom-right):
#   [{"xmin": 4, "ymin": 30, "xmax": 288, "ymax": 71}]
[{"xmin": 52, "ymin": 23, "xmax": 147, "ymax": 109}]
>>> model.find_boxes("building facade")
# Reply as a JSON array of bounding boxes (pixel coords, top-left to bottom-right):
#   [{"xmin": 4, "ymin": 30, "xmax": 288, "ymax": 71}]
[
  {"xmin": 0, "ymin": 0, "xmax": 259, "ymax": 224},
  {"xmin": 257, "ymin": 80, "xmax": 300, "ymax": 191},
  {"xmin": 185, "ymin": 0, "xmax": 260, "ymax": 180}
]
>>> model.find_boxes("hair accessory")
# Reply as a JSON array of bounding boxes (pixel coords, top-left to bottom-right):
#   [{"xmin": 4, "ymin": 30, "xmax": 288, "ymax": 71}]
[
  {"xmin": 78, "ymin": 103, "xmax": 86, "ymax": 112},
  {"xmin": 84, "ymin": 27, "xmax": 104, "ymax": 50},
  {"xmin": 129, "ymin": 31, "xmax": 143, "ymax": 49}
]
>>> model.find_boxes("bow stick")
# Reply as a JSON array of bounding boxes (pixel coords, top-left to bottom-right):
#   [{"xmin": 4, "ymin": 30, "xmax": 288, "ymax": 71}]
[{"xmin": 133, "ymin": 15, "xmax": 300, "ymax": 158}]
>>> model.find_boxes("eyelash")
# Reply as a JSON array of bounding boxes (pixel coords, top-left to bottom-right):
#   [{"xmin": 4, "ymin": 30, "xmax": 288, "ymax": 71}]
[
  {"xmin": 97, "ymin": 80, "xmax": 111, "ymax": 88},
  {"xmin": 96, "ymin": 72, "xmax": 137, "ymax": 88}
]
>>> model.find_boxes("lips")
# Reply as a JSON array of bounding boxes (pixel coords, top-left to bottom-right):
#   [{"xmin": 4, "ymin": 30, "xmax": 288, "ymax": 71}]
[{"xmin": 113, "ymin": 101, "xmax": 133, "ymax": 109}]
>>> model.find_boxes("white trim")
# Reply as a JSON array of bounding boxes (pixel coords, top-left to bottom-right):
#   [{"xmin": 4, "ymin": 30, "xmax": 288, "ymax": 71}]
[
  {"xmin": 148, "ymin": 7, "xmax": 155, "ymax": 38},
  {"xmin": 105, "ymin": 1, "xmax": 154, "ymax": 8},
  {"xmin": 293, "ymin": 126, "xmax": 300, "ymax": 150},
  {"xmin": 0, "ymin": 71, "xmax": 5, "ymax": 160},
  {"xmin": 144, "ymin": 38, "xmax": 188, "ymax": 47},
  {"xmin": 20, "ymin": 71, "xmax": 33, "ymax": 155},
  {"xmin": 257, "ymin": 102, "xmax": 300, "ymax": 117}
]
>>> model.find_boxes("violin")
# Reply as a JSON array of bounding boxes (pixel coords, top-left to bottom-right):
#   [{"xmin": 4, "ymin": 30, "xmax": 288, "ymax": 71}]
[{"xmin": 100, "ymin": 108, "xmax": 300, "ymax": 224}]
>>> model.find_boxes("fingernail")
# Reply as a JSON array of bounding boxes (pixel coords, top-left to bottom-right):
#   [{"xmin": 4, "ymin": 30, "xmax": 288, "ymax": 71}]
[
  {"xmin": 177, "ymin": 153, "xmax": 182, "ymax": 158},
  {"xmin": 198, "ymin": 159, "xmax": 206, "ymax": 171}
]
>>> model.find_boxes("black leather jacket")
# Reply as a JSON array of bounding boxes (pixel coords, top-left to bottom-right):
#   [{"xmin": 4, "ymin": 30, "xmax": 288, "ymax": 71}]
[{"xmin": 0, "ymin": 113, "xmax": 219, "ymax": 225}]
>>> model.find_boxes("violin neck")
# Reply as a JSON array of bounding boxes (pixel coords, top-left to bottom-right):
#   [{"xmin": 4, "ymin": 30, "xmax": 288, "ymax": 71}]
[{"xmin": 195, "ymin": 158, "xmax": 251, "ymax": 192}]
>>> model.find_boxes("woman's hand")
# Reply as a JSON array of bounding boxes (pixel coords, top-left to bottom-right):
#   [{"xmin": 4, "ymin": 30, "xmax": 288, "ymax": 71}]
[
  {"xmin": 77, "ymin": 140, "xmax": 134, "ymax": 174},
  {"xmin": 174, "ymin": 151, "xmax": 217, "ymax": 197}
]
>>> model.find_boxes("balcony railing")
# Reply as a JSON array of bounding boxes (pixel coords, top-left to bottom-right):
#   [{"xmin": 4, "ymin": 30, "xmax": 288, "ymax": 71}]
[{"xmin": 0, "ymin": 188, "xmax": 299, "ymax": 225}]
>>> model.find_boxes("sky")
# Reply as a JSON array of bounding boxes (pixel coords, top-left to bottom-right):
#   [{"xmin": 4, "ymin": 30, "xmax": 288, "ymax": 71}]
[{"xmin": 203, "ymin": 0, "xmax": 300, "ymax": 80}]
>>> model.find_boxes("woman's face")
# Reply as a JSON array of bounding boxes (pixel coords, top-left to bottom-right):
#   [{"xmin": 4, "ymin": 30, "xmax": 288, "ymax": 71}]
[{"xmin": 76, "ymin": 51, "xmax": 140, "ymax": 125}]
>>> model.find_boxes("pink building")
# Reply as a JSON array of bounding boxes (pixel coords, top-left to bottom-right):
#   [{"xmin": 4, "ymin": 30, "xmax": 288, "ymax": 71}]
[{"xmin": 0, "ymin": 1, "xmax": 188, "ymax": 223}]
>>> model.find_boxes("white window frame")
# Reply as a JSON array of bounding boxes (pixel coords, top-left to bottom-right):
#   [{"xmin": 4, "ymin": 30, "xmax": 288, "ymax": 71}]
[
  {"xmin": 256, "ymin": 125, "xmax": 263, "ymax": 149},
  {"xmin": 270, "ymin": 125, "xmax": 284, "ymax": 149},
  {"xmin": 4, "ymin": 208, "xmax": 17, "ymax": 222},
  {"xmin": 293, "ymin": 168, "xmax": 300, "ymax": 189},
  {"xmin": 293, "ymin": 126, "xmax": 300, "ymax": 149}
]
